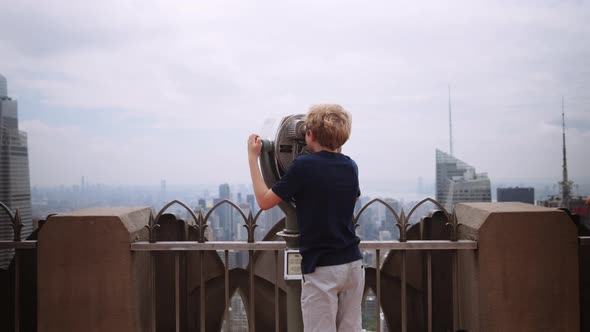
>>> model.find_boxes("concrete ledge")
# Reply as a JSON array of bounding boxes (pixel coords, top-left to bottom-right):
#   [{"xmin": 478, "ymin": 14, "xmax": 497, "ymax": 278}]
[
  {"xmin": 455, "ymin": 202, "xmax": 579, "ymax": 332},
  {"xmin": 38, "ymin": 207, "xmax": 152, "ymax": 332}
]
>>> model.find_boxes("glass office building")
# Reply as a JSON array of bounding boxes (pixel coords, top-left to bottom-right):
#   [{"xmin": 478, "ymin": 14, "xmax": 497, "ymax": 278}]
[
  {"xmin": 435, "ymin": 149, "xmax": 491, "ymax": 211},
  {"xmin": 0, "ymin": 74, "xmax": 32, "ymax": 269}
]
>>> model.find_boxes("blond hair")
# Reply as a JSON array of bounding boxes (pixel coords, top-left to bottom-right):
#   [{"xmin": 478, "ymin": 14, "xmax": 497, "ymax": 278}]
[{"xmin": 305, "ymin": 104, "xmax": 352, "ymax": 150}]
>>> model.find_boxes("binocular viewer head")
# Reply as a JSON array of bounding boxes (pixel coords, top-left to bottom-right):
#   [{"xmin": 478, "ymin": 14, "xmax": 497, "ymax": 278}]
[
  {"xmin": 273, "ymin": 114, "xmax": 309, "ymax": 178},
  {"xmin": 259, "ymin": 114, "xmax": 307, "ymax": 244}
]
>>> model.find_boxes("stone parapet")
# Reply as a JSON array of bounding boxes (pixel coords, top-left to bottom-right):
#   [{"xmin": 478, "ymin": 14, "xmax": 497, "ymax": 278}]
[
  {"xmin": 37, "ymin": 207, "xmax": 152, "ymax": 332},
  {"xmin": 455, "ymin": 202, "xmax": 579, "ymax": 332}
]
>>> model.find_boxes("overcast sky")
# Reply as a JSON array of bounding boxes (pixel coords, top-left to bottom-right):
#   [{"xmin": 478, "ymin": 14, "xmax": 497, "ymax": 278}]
[{"xmin": 1, "ymin": 0, "xmax": 588, "ymax": 195}]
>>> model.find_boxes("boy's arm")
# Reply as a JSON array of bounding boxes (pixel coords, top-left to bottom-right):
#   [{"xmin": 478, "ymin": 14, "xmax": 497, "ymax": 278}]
[{"xmin": 248, "ymin": 134, "xmax": 283, "ymax": 210}]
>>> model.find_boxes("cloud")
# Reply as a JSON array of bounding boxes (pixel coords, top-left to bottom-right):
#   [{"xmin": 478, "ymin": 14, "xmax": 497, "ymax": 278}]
[
  {"xmin": 19, "ymin": 118, "xmax": 254, "ymax": 186},
  {"xmin": 2, "ymin": 0, "xmax": 590, "ymax": 189}
]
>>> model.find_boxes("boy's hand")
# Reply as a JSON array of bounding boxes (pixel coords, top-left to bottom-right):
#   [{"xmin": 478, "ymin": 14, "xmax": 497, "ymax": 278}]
[
  {"xmin": 247, "ymin": 133, "xmax": 282, "ymax": 210},
  {"xmin": 247, "ymin": 134, "xmax": 262, "ymax": 159}
]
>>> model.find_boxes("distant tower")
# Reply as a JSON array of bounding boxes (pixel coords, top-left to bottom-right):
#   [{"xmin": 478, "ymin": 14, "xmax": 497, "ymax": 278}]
[
  {"xmin": 434, "ymin": 86, "xmax": 490, "ymax": 210},
  {"xmin": 0, "ymin": 74, "xmax": 33, "ymax": 269},
  {"xmin": 219, "ymin": 183, "xmax": 230, "ymax": 200},
  {"xmin": 160, "ymin": 179, "xmax": 166, "ymax": 196},
  {"xmin": 435, "ymin": 149, "xmax": 491, "ymax": 210},
  {"xmin": 448, "ymin": 85, "xmax": 454, "ymax": 156},
  {"xmin": 218, "ymin": 183, "xmax": 231, "ymax": 239},
  {"xmin": 417, "ymin": 176, "xmax": 424, "ymax": 195},
  {"xmin": 559, "ymin": 97, "xmax": 573, "ymax": 209},
  {"xmin": 0, "ymin": 75, "xmax": 7, "ymax": 97}
]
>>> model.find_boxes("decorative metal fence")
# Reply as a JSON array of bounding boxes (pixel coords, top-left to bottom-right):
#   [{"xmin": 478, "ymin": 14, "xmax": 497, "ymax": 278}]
[{"xmin": 131, "ymin": 197, "xmax": 476, "ymax": 332}]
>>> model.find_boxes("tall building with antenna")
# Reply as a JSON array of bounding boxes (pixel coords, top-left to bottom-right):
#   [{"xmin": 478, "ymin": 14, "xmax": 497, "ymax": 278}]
[
  {"xmin": 435, "ymin": 86, "xmax": 491, "ymax": 210},
  {"xmin": 448, "ymin": 85, "xmax": 454, "ymax": 156},
  {"xmin": 0, "ymin": 74, "xmax": 33, "ymax": 269},
  {"xmin": 559, "ymin": 97, "xmax": 573, "ymax": 209},
  {"xmin": 539, "ymin": 98, "xmax": 588, "ymax": 226}
]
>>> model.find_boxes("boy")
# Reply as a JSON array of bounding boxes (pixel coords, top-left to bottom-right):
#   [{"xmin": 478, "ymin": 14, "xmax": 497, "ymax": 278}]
[{"xmin": 247, "ymin": 104, "xmax": 364, "ymax": 332}]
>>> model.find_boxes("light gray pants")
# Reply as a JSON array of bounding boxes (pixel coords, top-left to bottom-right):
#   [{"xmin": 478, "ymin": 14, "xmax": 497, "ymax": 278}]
[{"xmin": 300, "ymin": 259, "xmax": 365, "ymax": 332}]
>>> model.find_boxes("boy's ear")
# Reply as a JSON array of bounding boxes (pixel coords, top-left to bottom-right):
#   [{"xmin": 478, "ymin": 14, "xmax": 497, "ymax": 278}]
[{"xmin": 307, "ymin": 130, "xmax": 317, "ymax": 142}]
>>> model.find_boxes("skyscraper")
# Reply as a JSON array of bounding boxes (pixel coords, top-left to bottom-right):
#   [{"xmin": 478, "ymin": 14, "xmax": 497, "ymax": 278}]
[
  {"xmin": 198, "ymin": 198, "xmax": 207, "ymax": 211},
  {"xmin": 218, "ymin": 183, "xmax": 231, "ymax": 239},
  {"xmin": 497, "ymin": 187, "xmax": 535, "ymax": 204},
  {"xmin": 559, "ymin": 97, "xmax": 573, "ymax": 209},
  {"xmin": 219, "ymin": 183, "xmax": 230, "ymax": 201},
  {"xmin": 160, "ymin": 179, "xmax": 166, "ymax": 196},
  {"xmin": 0, "ymin": 74, "xmax": 32, "ymax": 269},
  {"xmin": 435, "ymin": 149, "xmax": 491, "ymax": 211}
]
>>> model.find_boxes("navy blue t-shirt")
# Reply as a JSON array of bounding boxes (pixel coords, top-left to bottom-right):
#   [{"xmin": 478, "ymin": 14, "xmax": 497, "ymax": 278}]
[{"xmin": 271, "ymin": 150, "xmax": 362, "ymax": 274}]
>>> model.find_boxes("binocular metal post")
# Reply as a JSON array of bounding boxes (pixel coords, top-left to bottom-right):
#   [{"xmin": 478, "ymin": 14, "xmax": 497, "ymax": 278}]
[{"xmin": 260, "ymin": 139, "xmax": 303, "ymax": 332}]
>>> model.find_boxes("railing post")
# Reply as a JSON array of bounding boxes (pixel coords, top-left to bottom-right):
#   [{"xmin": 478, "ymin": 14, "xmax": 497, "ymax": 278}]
[
  {"xmin": 14, "ymin": 249, "xmax": 20, "ymax": 332},
  {"xmin": 200, "ymin": 250, "xmax": 205, "ymax": 332},
  {"xmin": 224, "ymin": 250, "xmax": 230, "ymax": 332},
  {"xmin": 427, "ymin": 251, "xmax": 432, "ymax": 332},
  {"xmin": 275, "ymin": 250, "xmax": 280, "ymax": 332},
  {"xmin": 249, "ymin": 249, "xmax": 255, "ymax": 331},
  {"xmin": 376, "ymin": 249, "xmax": 381, "ymax": 332},
  {"xmin": 175, "ymin": 252, "xmax": 180, "ymax": 332},
  {"xmin": 151, "ymin": 252, "xmax": 156, "ymax": 332}
]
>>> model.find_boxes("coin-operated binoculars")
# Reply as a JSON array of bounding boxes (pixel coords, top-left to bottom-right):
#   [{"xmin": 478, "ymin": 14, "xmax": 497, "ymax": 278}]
[
  {"xmin": 259, "ymin": 114, "xmax": 307, "ymax": 331},
  {"xmin": 259, "ymin": 114, "xmax": 308, "ymax": 247}
]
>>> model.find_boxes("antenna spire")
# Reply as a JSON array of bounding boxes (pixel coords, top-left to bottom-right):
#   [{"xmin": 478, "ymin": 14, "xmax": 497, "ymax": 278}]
[
  {"xmin": 560, "ymin": 96, "xmax": 572, "ymax": 208},
  {"xmin": 448, "ymin": 85, "xmax": 454, "ymax": 156}
]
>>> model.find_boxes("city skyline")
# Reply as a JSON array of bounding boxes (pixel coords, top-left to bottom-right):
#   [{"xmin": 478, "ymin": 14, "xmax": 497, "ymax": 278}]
[{"xmin": 0, "ymin": 1, "xmax": 588, "ymax": 189}]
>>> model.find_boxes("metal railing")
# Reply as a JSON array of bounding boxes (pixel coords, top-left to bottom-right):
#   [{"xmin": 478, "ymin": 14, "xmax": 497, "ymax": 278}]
[
  {"xmin": 131, "ymin": 240, "xmax": 476, "ymax": 332},
  {"xmin": 130, "ymin": 197, "xmax": 477, "ymax": 332},
  {"xmin": 3, "ymin": 198, "xmax": 588, "ymax": 332}
]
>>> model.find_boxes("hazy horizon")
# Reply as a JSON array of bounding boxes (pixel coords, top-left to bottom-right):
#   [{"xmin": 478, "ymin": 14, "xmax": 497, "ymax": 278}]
[
  {"xmin": 30, "ymin": 176, "xmax": 590, "ymax": 201},
  {"xmin": 1, "ymin": 1, "xmax": 588, "ymax": 189}
]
